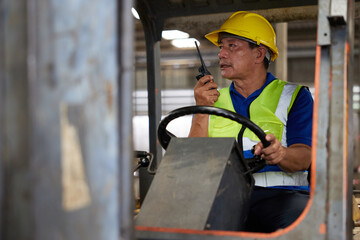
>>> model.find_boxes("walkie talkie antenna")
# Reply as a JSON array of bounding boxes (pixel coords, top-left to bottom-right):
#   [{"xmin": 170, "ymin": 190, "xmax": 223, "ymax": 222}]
[
  {"xmin": 195, "ymin": 41, "xmax": 206, "ymax": 68},
  {"xmin": 195, "ymin": 41, "xmax": 211, "ymax": 80}
]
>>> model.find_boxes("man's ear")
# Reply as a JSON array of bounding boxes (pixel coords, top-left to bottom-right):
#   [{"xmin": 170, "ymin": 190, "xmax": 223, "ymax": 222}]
[{"xmin": 255, "ymin": 46, "xmax": 267, "ymax": 63}]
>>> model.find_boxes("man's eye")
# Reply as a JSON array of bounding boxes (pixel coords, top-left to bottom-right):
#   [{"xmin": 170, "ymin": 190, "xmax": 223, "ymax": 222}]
[{"xmin": 219, "ymin": 45, "xmax": 223, "ymax": 50}]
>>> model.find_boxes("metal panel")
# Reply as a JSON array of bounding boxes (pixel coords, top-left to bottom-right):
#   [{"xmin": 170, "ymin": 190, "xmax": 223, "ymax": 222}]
[
  {"xmin": 0, "ymin": 0, "xmax": 33, "ymax": 239},
  {"xmin": 327, "ymin": 25, "xmax": 349, "ymax": 240},
  {"xmin": 0, "ymin": 0, "xmax": 3, "ymax": 236},
  {"xmin": 136, "ymin": 0, "xmax": 164, "ymax": 203},
  {"xmin": 313, "ymin": 45, "xmax": 332, "ymax": 240},
  {"xmin": 136, "ymin": 138, "xmax": 253, "ymax": 231},
  {"xmin": 325, "ymin": 0, "xmax": 353, "ymax": 238},
  {"xmin": 317, "ymin": 0, "xmax": 331, "ymax": 45},
  {"xmin": 119, "ymin": 0, "xmax": 135, "ymax": 239},
  {"xmin": 330, "ymin": 0, "xmax": 348, "ymax": 22},
  {"xmin": 30, "ymin": 0, "xmax": 120, "ymax": 239},
  {"xmin": 1, "ymin": 0, "xmax": 122, "ymax": 239}
]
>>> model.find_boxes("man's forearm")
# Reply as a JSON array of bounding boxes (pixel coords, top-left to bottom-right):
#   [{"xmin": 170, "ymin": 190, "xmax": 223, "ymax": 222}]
[
  {"xmin": 278, "ymin": 144, "xmax": 312, "ymax": 172},
  {"xmin": 188, "ymin": 114, "xmax": 209, "ymax": 137}
]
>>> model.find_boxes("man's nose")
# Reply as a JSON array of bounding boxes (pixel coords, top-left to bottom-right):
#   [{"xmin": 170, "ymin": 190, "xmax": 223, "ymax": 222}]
[{"xmin": 218, "ymin": 48, "xmax": 228, "ymax": 59}]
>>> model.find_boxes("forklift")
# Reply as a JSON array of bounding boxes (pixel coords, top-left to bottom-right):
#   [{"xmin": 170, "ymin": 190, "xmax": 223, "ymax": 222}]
[
  {"xmin": 130, "ymin": 0, "xmax": 357, "ymax": 239},
  {"xmin": 0, "ymin": 0, "xmax": 355, "ymax": 239}
]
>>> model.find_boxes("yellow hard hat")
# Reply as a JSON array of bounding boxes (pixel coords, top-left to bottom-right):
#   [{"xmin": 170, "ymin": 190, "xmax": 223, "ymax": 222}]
[{"xmin": 205, "ymin": 11, "xmax": 279, "ymax": 61}]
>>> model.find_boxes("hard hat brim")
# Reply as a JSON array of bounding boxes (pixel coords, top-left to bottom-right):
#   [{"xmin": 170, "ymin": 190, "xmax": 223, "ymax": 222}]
[{"xmin": 205, "ymin": 30, "xmax": 279, "ymax": 61}]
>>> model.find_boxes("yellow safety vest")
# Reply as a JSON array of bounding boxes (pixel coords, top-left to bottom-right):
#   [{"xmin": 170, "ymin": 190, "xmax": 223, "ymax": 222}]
[{"xmin": 209, "ymin": 79, "xmax": 308, "ymax": 187}]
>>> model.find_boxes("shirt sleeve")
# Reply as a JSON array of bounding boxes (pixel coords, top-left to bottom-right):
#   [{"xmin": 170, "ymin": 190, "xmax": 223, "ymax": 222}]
[{"xmin": 286, "ymin": 87, "xmax": 313, "ymax": 147}]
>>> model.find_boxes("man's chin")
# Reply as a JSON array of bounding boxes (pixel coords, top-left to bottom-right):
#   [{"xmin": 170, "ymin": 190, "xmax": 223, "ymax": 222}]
[
  {"xmin": 220, "ymin": 71, "xmax": 231, "ymax": 79},
  {"xmin": 221, "ymin": 73, "xmax": 232, "ymax": 80}
]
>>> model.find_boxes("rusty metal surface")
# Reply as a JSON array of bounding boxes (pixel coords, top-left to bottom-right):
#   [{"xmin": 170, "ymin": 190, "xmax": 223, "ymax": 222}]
[
  {"xmin": 1, "ymin": 0, "xmax": 121, "ymax": 239},
  {"xmin": 30, "ymin": 0, "xmax": 119, "ymax": 238},
  {"xmin": 327, "ymin": 24, "xmax": 352, "ymax": 240}
]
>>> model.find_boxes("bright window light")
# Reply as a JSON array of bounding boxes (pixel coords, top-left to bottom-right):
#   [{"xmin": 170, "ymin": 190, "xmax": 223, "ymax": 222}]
[
  {"xmin": 171, "ymin": 38, "xmax": 200, "ymax": 48},
  {"xmin": 354, "ymin": 85, "xmax": 360, "ymax": 93},
  {"xmin": 162, "ymin": 30, "xmax": 189, "ymax": 40},
  {"xmin": 131, "ymin": 8, "xmax": 140, "ymax": 19}
]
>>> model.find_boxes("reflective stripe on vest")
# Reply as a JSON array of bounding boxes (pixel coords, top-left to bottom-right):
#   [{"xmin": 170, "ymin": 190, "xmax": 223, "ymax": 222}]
[
  {"xmin": 253, "ymin": 171, "xmax": 309, "ymax": 187},
  {"xmin": 275, "ymin": 82, "xmax": 299, "ymax": 147},
  {"xmin": 208, "ymin": 79, "xmax": 307, "ymax": 187}
]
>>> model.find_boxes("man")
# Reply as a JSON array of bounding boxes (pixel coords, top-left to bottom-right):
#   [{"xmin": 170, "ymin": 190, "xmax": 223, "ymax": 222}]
[{"xmin": 189, "ymin": 11, "xmax": 313, "ymax": 233}]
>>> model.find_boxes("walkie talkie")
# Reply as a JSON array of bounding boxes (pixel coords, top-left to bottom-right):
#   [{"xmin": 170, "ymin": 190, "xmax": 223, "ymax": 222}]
[{"xmin": 195, "ymin": 41, "xmax": 212, "ymax": 81}]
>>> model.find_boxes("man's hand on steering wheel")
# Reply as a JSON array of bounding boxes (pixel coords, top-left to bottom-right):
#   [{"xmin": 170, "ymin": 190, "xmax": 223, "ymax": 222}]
[{"xmin": 254, "ymin": 134, "xmax": 286, "ymax": 166}]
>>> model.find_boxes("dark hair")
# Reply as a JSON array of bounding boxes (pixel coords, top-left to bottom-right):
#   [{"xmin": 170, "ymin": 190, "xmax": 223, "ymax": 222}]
[{"xmin": 248, "ymin": 42, "xmax": 270, "ymax": 70}]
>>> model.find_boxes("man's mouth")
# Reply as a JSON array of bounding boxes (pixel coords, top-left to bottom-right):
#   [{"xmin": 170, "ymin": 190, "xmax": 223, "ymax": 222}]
[{"xmin": 220, "ymin": 63, "xmax": 231, "ymax": 69}]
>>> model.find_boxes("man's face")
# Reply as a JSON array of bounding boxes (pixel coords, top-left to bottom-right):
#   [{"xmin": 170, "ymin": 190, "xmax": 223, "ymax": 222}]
[{"xmin": 218, "ymin": 38, "xmax": 257, "ymax": 80}]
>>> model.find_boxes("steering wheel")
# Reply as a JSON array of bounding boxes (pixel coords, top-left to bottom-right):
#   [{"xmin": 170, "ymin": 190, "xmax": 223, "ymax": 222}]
[{"xmin": 157, "ymin": 106, "xmax": 271, "ymax": 173}]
